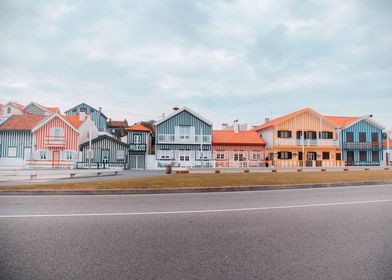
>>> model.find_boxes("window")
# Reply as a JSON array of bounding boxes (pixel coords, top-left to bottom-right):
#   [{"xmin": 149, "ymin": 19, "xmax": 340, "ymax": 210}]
[
  {"xmin": 322, "ymin": 152, "xmax": 330, "ymax": 160},
  {"xmin": 133, "ymin": 134, "xmax": 142, "ymax": 144},
  {"xmin": 180, "ymin": 156, "xmax": 190, "ymax": 161},
  {"xmin": 336, "ymin": 153, "xmax": 342, "ymax": 161},
  {"xmin": 372, "ymin": 151, "xmax": 379, "ymax": 162},
  {"xmin": 307, "ymin": 131, "xmax": 317, "ymax": 140},
  {"xmin": 252, "ymin": 152, "xmax": 261, "ymax": 160},
  {"xmin": 359, "ymin": 133, "xmax": 366, "ymax": 142},
  {"xmin": 80, "ymin": 108, "xmax": 87, "ymax": 113},
  {"xmin": 319, "ymin": 131, "xmax": 333, "ymax": 139},
  {"xmin": 346, "ymin": 132, "xmax": 354, "ymax": 142},
  {"xmin": 179, "ymin": 126, "xmax": 191, "ymax": 139},
  {"xmin": 371, "ymin": 133, "xmax": 378, "ymax": 143},
  {"xmin": 7, "ymin": 107, "xmax": 11, "ymax": 114},
  {"xmin": 8, "ymin": 147, "xmax": 17, "ymax": 157},
  {"xmin": 39, "ymin": 151, "xmax": 48, "ymax": 160},
  {"xmin": 277, "ymin": 130, "xmax": 292, "ymax": 138},
  {"xmin": 216, "ymin": 153, "xmax": 225, "ymax": 160},
  {"xmin": 360, "ymin": 151, "xmax": 367, "ymax": 161},
  {"xmin": 298, "ymin": 152, "xmax": 303, "ymax": 160},
  {"xmin": 278, "ymin": 152, "xmax": 292, "ymax": 159},
  {"xmin": 234, "ymin": 153, "xmax": 245, "ymax": 161},
  {"xmin": 296, "ymin": 131, "xmax": 304, "ymax": 140},
  {"xmin": 51, "ymin": 127, "xmax": 64, "ymax": 137},
  {"xmin": 116, "ymin": 150, "xmax": 125, "ymax": 160},
  {"xmin": 65, "ymin": 151, "xmax": 73, "ymax": 160}
]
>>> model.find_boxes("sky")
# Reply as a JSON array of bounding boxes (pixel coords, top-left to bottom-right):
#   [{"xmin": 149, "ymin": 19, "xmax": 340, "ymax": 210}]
[{"xmin": 0, "ymin": 0, "xmax": 391, "ymax": 129}]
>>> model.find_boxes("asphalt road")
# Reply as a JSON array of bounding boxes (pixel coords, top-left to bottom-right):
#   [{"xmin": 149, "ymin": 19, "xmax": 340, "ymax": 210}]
[{"xmin": 1, "ymin": 185, "xmax": 392, "ymax": 280}]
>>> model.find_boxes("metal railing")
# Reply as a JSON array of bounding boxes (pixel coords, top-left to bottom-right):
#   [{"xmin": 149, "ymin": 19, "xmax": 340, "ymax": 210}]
[
  {"xmin": 345, "ymin": 161, "xmax": 381, "ymax": 166},
  {"xmin": 77, "ymin": 161, "xmax": 127, "ymax": 169},
  {"xmin": 157, "ymin": 134, "xmax": 212, "ymax": 143},
  {"xmin": 344, "ymin": 142, "xmax": 382, "ymax": 149},
  {"xmin": 275, "ymin": 139, "xmax": 339, "ymax": 146}
]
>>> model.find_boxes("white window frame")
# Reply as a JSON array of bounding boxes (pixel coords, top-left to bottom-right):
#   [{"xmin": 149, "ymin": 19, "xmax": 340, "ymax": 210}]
[
  {"xmin": 39, "ymin": 150, "xmax": 48, "ymax": 160},
  {"xmin": 51, "ymin": 127, "xmax": 64, "ymax": 137},
  {"xmin": 8, "ymin": 147, "xmax": 17, "ymax": 157},
  {"xmin": 133, "ymin": 134, "xmax": 142, "ymax": 144},
  {"xmin": 179, "ymin": 126, "xmax": 191, "ymax": 140}
]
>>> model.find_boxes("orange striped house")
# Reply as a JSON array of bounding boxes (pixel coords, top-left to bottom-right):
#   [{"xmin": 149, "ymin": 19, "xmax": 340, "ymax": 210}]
[
  {"xmin": 253, "ymin": 108, "xmax": 344, "ymax": 168},
  {"xmin": 213, "ymin": 128, "xmax": 266, "ymax": 168},
  {"xmin": 0, "ymin": 113, "xmax": 79, "ymax": 168}
]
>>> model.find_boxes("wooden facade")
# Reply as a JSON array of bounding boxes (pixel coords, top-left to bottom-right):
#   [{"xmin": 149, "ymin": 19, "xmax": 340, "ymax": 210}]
[
  {"xmin": 254, "ymin": 108, "xmax": 344, "ymax": 168},
  {"xmin": 126, "ymin": 123, "xmax": 152, "ymax": 170},
  {"xmin": 79, "ymin": 135, "xmax": 128, "ymax": 169},
  {"xmin": 155, "ymin": 107, "xmax": 213, "ymax": 168},
  {"xmin": 65, "ymin": 103, "xmax": 108, "ymax": 132}
]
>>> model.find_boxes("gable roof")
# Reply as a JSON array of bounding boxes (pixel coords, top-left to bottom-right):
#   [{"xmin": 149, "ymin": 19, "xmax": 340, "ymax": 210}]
[
  {"xmin": 125, "ymin": 123, "xmax": 151, "ymax": 132},
  {"xmin": 0, "ymin": 114, "xmax": 47, "ymax": 131},
  {"xmin": 64, "ymin": 115, "xmax": 84, "ymax": 129},
  {"xmin": 5, "ymin": 102, "xmax": 24, "ymax": 111},
  {"xmin": 79, "ymin": 134, "xmax": 128, "ymax": 148},
  {"xmin": 323, "ymin": 116, "xmax": 359, "ymax": 128},
  {"xmin": 253, "ymin": 107, "xmax": 337, "ymax": 131},
  {"xmin": 156, "ymin": 106, "xmax": 212, "ymax": 126},
  {"xmin": 213, "ymin": 130, "xmax": 266, "ymax": 145},
  {"xmin": 31, "ymin": 113, "xmax": 79, "ymax": 133},
  {"xmin": 24, "ymin": 102, "xmax": 60, "ymax": 115},
  {"xmin": 65, "ymin": 103, "xmax": 108, "ymax": 119}
]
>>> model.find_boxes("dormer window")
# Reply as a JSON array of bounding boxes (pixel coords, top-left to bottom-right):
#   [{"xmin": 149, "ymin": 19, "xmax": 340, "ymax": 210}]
[{"xmin": 7, "ymin": 107, "xmax": 11, "ymax": 114}]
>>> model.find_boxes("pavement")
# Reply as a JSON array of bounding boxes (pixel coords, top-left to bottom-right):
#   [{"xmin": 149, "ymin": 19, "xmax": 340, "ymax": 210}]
[{"xmin": 1, "ymin": 184, "xmax": 392, "ymax": 279}]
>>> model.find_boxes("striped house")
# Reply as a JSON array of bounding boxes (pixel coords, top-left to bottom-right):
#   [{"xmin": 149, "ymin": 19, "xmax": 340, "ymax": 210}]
[
  {"xmin": 79, "ymin": 135, "xmax": 128, "ymax": 169},
  {"xmin": 126, "ymin": 123, "xmax": 153, "ymax": 170},
  {"xmin": 213, "ymin": 122, "xmax": 266, "ymax": 168},
  {"xmin": 24, "ymin": 102, "xmax": 60, "ymax": 115},
  {"xmin": 155, "ymin": 107, "xmax": 213, "ymax": 168},
  {"xmin": 0, "ymin": 113, "xmax": 79, "ymax": 168},
  {"xmin": 325, "ymin": 115, "xmax": 385, "ymax": 166},
  {"xmin": 65, "ymin": 103, "xmax": 108, "ymax": 132},
  {"xmin": 253, "ymin": 108, "xmax": 344, "ymax": 168}
]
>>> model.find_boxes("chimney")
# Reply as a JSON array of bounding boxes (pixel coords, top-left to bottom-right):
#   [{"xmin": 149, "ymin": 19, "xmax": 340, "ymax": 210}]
[
  {"xmin": 221, "ymin": 123, "xmax": 229, "ymax": 130},
  {"xmin": 79, "ymin": 111, "xmax": 87, "ymax": 121},
  {"xmin": 233, "ymin": 120, "xmax": 240, "ymax": 133},
  {"xmin": 265, "ymin": 118, "xmax": 270, "ymax": 123},
  {"xmin": 173, "ymin": 106, "xmax": 179, "ymax": 111}
]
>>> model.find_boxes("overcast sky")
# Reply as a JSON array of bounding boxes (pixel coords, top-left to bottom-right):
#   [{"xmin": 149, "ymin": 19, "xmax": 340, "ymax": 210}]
[{"xmin": 1, "ymin": 0, "xmax": 391, "ymax": 129}]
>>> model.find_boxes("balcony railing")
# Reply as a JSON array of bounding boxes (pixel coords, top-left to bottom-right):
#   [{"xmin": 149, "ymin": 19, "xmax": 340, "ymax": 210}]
[
  {"xmin": 45, "ymin": 136, "xmax": 66, "ymax": 147},
  {"xmin": 275, "ymin": 139, "xmax": 339, "ymax": 147},
  {"xmin": 129, "ymin": 144, "xmax": 147, "ymax": 152},
  {"xmin": 344, "ymin": 142, "xmax": 382, "ymax": 149},
  {"xmin": 157, "ymin": 134, "xmax": 212, "ymax": 144}
]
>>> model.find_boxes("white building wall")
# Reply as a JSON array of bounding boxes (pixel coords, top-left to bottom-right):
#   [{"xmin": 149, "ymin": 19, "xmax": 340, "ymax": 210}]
[{"xmin": 258, "ymin": 127, "xmax": 273, "ymax": 150}]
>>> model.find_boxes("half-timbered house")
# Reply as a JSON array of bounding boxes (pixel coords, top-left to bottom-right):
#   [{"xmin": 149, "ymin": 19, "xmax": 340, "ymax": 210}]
[{"xmin": 155, "ymin": 107, "xmax": 213, "ymax": 168}]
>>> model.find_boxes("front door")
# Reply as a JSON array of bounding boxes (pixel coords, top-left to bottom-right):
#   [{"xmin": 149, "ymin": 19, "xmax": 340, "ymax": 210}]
[
  {"xmin": 347, "ymin": 151, "xmax": 354, "ymax": 166},
  {"xmin": 307, "ymin": 152, "xmax": 316, "ymax": 160},
  {"xmin": 129, "ymin": 155, "xmax": 145, "ymax": 170},
  {"xmin": 52, "ymin": 150, "xmax": 60, "ymax": 168},
  {"xmin": 101, "ymin": 149, "xmax": 110, "ymax": 163}
]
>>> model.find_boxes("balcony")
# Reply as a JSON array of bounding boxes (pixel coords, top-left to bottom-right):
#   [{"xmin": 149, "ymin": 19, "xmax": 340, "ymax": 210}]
[
  {"xmin": 45, "ymin": 136, "xmax": 66, "ymax": 147},
  {"xmin": 129, "ymin": 144, "xmax": 147, "ymax": 152},
  {"xmin": 344, "ymin": 142, "xmax": 382, "ymax": 149},
  {"xmin": 275, "ymin": 139, "xmax": 339, "ymax": 147},
  {"xmin": 157, "ymin": 134, "xmax": 212, "ymax": 144}
]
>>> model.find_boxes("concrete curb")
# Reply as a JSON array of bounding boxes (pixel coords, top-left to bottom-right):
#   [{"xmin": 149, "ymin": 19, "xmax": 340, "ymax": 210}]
[{"xmin": 1, "ymin": 180, "xmax": 392, "ymax": 196}]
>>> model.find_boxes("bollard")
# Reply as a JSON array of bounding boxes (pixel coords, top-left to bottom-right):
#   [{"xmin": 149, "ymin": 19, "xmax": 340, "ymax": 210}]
[
  {"xmin": 176, "ymin": 170, "xmax": 189, "ymax": 174},
  {"xmin": 114, "ymin": 171, "xmax": 119, "ymax": 175},
  {"xmin": 97, "ymin": 172, "xmax": 102, "ymax": 176},
  {"xmin": 244, "ymin": 169, "xmax": 250, "ymax": 173},
  {"xmin": 364, "ymin": 168, "xmax": 370, "ymax": 171},
  {"xmin": 343, "ymin": 168, "xmax": 349, "ymax": 171},
  {"xmin": 272, "ymin": 169, "xmax": 277, "ymax": 173},
  {"xmin": 70, "ymin": 173, "xmax": 76, "ymax": 178},
  {"xmin": 215, "ymin": 170, "xmax": 220, "ymax": 174},
  {"xmin": 321, "ymin": 169, "xmax": 326, "ymax": 172},
  {"xmin": 297, "ymin": 169, "xmax": 302, "ymax": 172}
]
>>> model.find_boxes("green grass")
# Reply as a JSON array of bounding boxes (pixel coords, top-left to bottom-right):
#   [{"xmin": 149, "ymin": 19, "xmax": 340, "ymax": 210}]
[{"xmin": 2, "ymin": 170, "xmax": 392, "ymax": 191}]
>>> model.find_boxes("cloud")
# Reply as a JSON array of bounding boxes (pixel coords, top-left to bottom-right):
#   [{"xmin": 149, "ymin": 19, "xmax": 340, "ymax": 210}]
[{"xmin": 0, "ymin": 0, "xmax": 391, "ymax": 128}]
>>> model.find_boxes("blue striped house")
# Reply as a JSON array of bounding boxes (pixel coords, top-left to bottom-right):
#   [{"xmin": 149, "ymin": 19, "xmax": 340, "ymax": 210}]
[
  {"xmin": 327, "ymin": 115, "xmax": 385, "ymax": 166},
  {"xmin": 79, "ymin": 135, "xmax": 128, "ymax": 169},
  {"xmin": 155, "ymin": 107, "xmax": 213, "ymax": 168},
  {"xmin": 126, "ymin": 123, "xmax": 152, "ymax": 170},
  {"xmin": 65, "ymin": 103, "xmax": 108, "ymax": 132}
]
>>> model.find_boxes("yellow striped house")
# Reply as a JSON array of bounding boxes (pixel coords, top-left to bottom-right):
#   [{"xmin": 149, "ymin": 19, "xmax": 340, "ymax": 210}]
[{"xmin": 253, "ymin": 108, "xmax": 344, "ymax": 168}]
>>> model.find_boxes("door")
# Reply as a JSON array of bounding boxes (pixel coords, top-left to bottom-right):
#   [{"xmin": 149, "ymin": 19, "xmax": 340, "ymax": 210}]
[
  {"xmin": 347, "ymin": 151, "xmax": 354, "ymax": 166},
  {"xmin": 52, "ymin": 150, "xmax": 60, "ymax": 168},
  {"xmin": 129, "ymin": 155, "xmax": 145, "ymax": 170},
  {"xmin": 101, "ymin": 149, "xmax": 110, "ymax": 163},
  {"xmin": 306, "ymin": 152, "xmax": 317, "ymax": 167}
]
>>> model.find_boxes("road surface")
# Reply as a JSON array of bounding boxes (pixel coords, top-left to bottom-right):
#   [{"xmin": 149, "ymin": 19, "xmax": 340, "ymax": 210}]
[{"xmin": 1, "ymin": 184, "xmax": 392, "ymax": 279}]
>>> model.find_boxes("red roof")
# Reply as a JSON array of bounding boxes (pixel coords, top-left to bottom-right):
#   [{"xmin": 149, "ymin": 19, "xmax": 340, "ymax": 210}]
[
  {"xmin": 125, "ymin": 123, "xmax": 151, "ymax": 132},
  {"xmin": 323, "ymin": 116, "xmax": 359, "ymax": 128},
  {"xmin": 46, "ymin": 107, "xmax": 60, "ymax": 113},
  {"xmin": 0, "ymin": 114, "xmax": 46, "ymax": 130},
  {"xmin": 213, "ymin": 130, "xmax": 266, "ymax": 145},
  {"xmin": 108, "ymin": 120, "xmax": 128, "ymax": 128},
  {"xmin": 253, "ymin": 107, "xmax": 312, "ymax": 131},
  {"xmin": 64, "ymin": 115, "xmax": 83, "ymax": 128}
]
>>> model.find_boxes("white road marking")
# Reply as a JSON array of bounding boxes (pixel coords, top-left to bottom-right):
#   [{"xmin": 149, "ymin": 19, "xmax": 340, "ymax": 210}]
[{"xmin": 1, "ymin": 199, "xmax": 392, "ymax": 219}]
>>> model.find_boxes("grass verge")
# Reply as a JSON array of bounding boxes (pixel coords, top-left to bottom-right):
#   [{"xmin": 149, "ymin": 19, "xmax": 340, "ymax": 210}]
[{"xmin": 1, "ymin": 170, "xmax": 392, "ymax": 191}]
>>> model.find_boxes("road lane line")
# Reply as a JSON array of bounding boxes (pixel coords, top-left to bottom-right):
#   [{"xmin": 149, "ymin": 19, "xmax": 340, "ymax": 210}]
[{"xmin": 1, "ymin": 199, "xmax": 392, "ymax": 218}]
